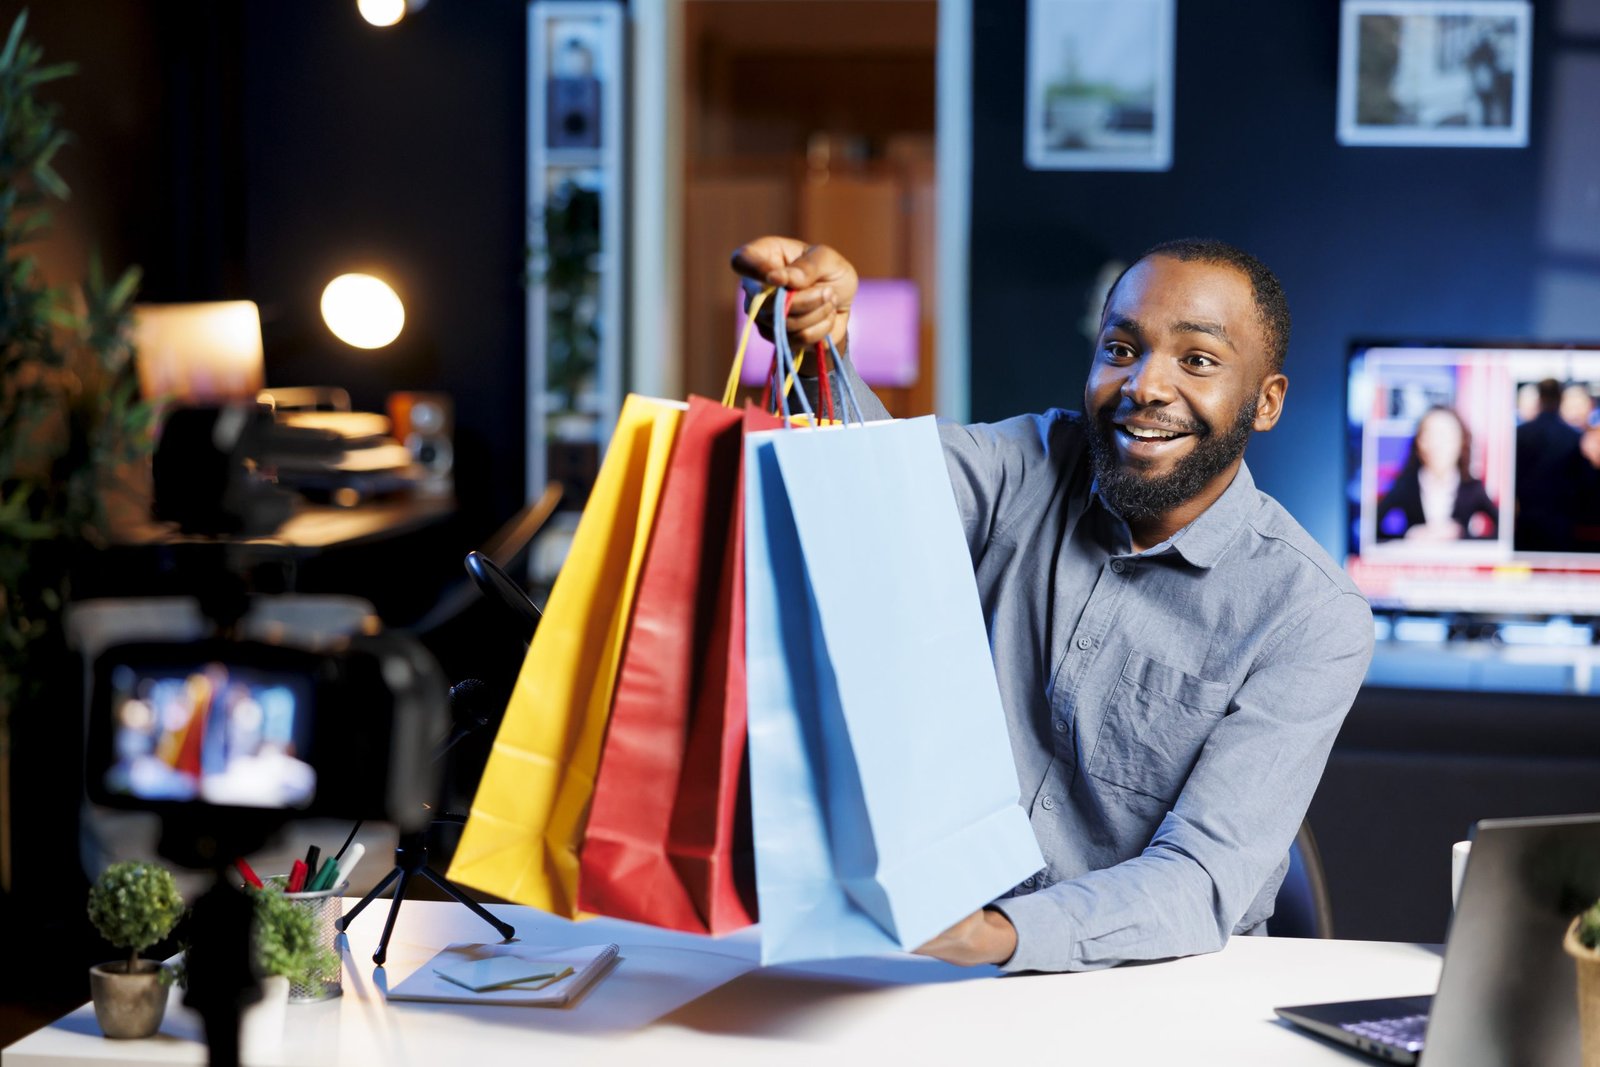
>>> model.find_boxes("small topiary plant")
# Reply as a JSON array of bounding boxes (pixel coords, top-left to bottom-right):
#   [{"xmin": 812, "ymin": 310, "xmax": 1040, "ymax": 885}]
[
  {"xmin": 1579, "ymin": 899, "xmax": 1600, "ymax": 951},
  {"xmin": 251, "ymin": 886, "xmax": 337, "ymax": 988},
  {"xmin": 86, "ymin": 861, "xmax": 185, "ymax": 974}
]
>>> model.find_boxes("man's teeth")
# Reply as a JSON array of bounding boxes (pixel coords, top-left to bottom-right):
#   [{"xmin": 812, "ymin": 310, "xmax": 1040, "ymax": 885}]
[{"xmin": 1122, "ymin": 425, "xmax": 1183, "ymax": 440}]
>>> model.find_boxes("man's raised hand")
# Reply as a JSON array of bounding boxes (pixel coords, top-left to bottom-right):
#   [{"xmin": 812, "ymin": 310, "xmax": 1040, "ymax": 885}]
[{"xmin": 730, "ymin": 236, "xmax": 857, "ymax": 354}]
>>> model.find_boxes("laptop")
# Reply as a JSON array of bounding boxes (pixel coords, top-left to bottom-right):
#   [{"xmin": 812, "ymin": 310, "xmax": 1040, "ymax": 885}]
[{"xmin": 1276, "ymin": 813, "xmax": 1600, "ymax": 1065}]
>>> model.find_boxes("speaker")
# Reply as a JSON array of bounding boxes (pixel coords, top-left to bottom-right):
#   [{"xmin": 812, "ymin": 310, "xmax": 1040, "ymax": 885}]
[{"xmin": 388, "ymin": 391, "xmax": 454, "ymax": 492}]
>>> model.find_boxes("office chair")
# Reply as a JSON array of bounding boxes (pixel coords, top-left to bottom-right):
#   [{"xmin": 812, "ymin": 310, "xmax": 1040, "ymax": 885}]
[{"xmin": 1271, "ymin": 819, "xmax": 1335, "ymax": 939}]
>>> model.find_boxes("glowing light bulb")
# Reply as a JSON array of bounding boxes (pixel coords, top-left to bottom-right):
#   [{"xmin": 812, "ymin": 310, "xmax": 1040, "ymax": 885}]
[
  {"xmin": 321, "ymin": 274, "xmax": 405, "ymax": 349},
  {"xmin": 357, "ymin": 0, "xmax": 406, "ymax": 27}
]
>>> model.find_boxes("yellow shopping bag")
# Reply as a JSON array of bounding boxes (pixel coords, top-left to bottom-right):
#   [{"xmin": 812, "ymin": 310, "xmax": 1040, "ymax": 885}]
[{"xmin": 447, "ymin": 394, "xmax": 684, "ymax": 915}]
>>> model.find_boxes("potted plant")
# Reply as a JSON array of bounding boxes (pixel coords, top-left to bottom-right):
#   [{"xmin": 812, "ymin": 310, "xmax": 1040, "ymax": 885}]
[
  {"xmin": 529, "ymin": 178, "xmax": 601, "ymax": 439},
  {"xmin": 237, "ymin": 883, "xmax": 339, "ymax": 1053},
  {"xmin": 1566, "ymin": 900, "xmax": 1600, "ymax": 1066},
  {"xmin": 85, "ymin": 860, "xmax": 184, "ymax": 1039},
  {"xmin": 0, "ymin": 10, "xmax": 151, "ymax": 896}
]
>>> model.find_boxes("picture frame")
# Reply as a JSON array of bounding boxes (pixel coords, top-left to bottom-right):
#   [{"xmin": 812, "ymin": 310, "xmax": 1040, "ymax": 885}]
[
  {"xmin": 1025, "ymin": 0, "xmax": 1175, "ymax": 171},
  {"xmin": 1337, "ymin": 0, "xmax": 1532, "ymax": 148}
]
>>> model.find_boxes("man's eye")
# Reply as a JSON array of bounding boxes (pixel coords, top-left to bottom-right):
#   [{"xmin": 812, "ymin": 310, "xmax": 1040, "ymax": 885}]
[
  {"xmin": 1103, "ymin": 343, "xmax": 1136, "ymax": 362},
  {"xmin": 1183, "ymin": 353, "xmax": 1218, "ymax": 369}
]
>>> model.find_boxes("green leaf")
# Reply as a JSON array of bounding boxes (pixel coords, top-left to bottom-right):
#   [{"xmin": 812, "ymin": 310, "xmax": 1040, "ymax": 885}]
[
  {"xmin": 33, "ymin": 160, "xmax": 69, "ymax": 200},
  {"xmin": 106, "ymin": 265, "xmax": 142, "ymax": 312},
  {"xmin": 22, "ymin": 61, "xmax": 76, "ymax": 86},
  {"xmin": 0, "ymin": 12, "xmax": 29, "ymax": 72}
]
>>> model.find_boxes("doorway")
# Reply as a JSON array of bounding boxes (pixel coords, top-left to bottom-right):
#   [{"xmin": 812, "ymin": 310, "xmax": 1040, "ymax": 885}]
[{"xmin": 678, "ymin": 1, "xmax": 941, "ymax": 417}]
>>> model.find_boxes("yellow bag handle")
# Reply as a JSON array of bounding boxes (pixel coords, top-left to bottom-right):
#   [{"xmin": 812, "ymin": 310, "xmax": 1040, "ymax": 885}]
[
  {"xmin": 726, "ymin": 286, "xmax": 770, "ymax": 407},
  {"xmin": 725, "ymin": 285, "xmax": 807, "ymax": 409}
]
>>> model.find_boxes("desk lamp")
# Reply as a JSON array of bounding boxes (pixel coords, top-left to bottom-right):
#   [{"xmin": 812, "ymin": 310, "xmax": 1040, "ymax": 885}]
[{"xmin": 132, "ymin": 301, "xmax": 265, "ymax": 404}]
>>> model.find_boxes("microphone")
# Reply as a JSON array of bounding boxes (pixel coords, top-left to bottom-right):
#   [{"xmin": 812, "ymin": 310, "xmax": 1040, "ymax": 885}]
[{"xmin": 435, "ymin": 678, "xmax": 499, "ymax": 761}]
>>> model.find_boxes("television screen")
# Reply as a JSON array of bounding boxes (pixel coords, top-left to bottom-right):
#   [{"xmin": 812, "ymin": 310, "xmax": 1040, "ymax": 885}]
[
  {"xmin": 1346, "ymin": 343, "xmax": 1600, "ymax": 616},
  {"xmin": 102, "ymin": 661, "xmax": 316, "ymax": 809}
]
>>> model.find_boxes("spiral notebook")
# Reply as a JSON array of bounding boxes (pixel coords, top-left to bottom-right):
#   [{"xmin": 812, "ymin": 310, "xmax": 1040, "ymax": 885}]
[{"xmin": 387, "ymin": 942, "xmax": 620, "ymax": 1007}]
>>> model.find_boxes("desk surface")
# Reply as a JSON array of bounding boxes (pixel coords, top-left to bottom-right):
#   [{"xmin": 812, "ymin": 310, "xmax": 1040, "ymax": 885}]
[
  {"xmin": 110, "ymin": 495, "xmax": 455, "ymax": 553},
  {"xmin": 4, "ymin": 899, "xmax": 1441, "ymax": 1066}
]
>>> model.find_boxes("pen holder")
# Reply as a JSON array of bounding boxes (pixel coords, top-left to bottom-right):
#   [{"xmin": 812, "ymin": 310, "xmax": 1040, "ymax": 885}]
[{"xmin": 268, "ymin": 876, "xmax": 349, "ymax": 1002}]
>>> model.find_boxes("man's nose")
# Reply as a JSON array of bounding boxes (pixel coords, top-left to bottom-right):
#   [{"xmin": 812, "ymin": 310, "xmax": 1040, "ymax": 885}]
[{"xmin": 1120, "ymin": 354, "xmax": 1176, "ymax": 405}]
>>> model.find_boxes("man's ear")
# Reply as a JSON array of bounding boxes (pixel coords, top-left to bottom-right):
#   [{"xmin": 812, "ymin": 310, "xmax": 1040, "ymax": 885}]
[{"xmin": 1253, "ymin": 373, "xmax": 1288, "ymax": 432}]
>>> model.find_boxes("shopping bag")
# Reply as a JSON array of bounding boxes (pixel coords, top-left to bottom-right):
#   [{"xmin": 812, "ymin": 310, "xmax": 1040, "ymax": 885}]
[
  {"xmin": 577, "ymin": 285, "xmax": 812, "ymax": 932},
  {"xmin": 447, "ymin": 394, "xmax": 683, "ymax": 916},
  {"xmin": 577, "ymin": 395, "xmax": 750, "ymax": 931},
  {"xmin": 663, "ymin": 402, "xmax": 782, "ymax": 933},
  {"xmin": 743, "ymin": 414, "xmax": 1045, "ymax": 964}
]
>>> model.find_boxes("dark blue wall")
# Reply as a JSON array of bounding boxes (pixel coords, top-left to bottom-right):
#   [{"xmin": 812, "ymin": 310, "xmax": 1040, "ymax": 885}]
[
  {"xmin": 241, "ymin": 1, "xmax": 530, "ymax": 535},
  {"xmin": 969, "ymin": 1, "xmax": 1559, "ymax": 554}
]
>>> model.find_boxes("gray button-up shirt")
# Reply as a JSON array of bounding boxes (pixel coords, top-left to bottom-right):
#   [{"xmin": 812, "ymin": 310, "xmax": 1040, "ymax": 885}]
[
  {"xmin": 940, "ymin": 411, "xmax": 1373, "ymax": 972},
  {"xmin": 819, "ymin": 367, "xmax": 1374, "ymax": 972}
]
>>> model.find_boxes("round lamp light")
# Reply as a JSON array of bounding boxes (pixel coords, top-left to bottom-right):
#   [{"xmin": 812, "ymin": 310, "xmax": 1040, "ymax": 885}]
[
  {"xmin": 321, "ymin": 274, "xmax": 405, "ymax": 349},
  {"xmin": 357, "ymin": 0, "xmax": 427, "ymax": 27},
  {"xmin": 357, "ymin": 0, "xmax": 406, "ymax": 27}
]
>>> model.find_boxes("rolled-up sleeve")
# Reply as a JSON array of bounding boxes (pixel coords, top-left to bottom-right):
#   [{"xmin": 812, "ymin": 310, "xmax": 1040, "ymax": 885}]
[{"xmin": 991, "ymin": 589, "xmax": 1374, "ymax": 972}]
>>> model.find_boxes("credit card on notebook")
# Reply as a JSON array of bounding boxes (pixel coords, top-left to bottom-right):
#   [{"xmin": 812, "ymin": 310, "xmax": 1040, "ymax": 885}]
[{"xmin": 432, "ymin": 956, "xmax": 566, "ymax": 992}]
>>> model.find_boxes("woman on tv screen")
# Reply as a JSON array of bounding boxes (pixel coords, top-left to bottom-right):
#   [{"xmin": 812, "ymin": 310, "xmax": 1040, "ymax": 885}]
[{"xmin": 1375, "ymin": 405, "xmax": 1498, "ymax": 542}]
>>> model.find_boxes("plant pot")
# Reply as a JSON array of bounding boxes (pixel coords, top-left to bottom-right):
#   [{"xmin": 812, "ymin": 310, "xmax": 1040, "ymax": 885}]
[
  {"xmin": 239, "ymin": 974, "xmax": 290, "ymax": 1063},
  {"xmin": 88, "ymin": 959, "xmax": 168, "ymax": 1039},
  {"xmin": 1565, "ymin": 917, "xmax": 1600, "ymax": 1066}
]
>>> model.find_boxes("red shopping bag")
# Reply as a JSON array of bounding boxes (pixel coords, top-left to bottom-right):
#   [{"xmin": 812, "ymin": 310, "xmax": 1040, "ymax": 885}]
[
  {"xmin": 664, "ymin": 402, "xmax": 782, "ymax": 932},
  {"xmin": 577, "ymin": 396, "xmax": 752, "ymax": 930},
  {"xmin": 578, "ymin": 286, "xmax": 825, "ymax": 932}
]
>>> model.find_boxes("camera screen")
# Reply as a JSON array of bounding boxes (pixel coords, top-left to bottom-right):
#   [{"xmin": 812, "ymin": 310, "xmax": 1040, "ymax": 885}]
[{"xmin": 103, "ymin": 662, "xmax": 316, "ymax": 809}]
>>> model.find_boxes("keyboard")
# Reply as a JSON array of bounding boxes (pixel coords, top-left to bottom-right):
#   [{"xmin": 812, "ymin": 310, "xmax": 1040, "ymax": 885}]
[{"xmin": 1341, "ymin": 1013, "xmax": 1429, "ymax": 1054}]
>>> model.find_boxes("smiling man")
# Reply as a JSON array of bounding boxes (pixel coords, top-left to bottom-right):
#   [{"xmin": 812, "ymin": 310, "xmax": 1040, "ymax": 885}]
[{"xmin": 733, "ymin": 236, "xmax": 1374, "ymax": 973}]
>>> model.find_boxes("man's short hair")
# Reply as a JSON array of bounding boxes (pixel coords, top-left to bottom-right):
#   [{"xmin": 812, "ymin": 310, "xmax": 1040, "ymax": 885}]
[
  {"xmin": 1102, "ymin": 237, "xmax": 1292, "ymax": 374},
  {"xmin": 1538, "ymin": 377, "xmax": 1563, "ymax": 409}
]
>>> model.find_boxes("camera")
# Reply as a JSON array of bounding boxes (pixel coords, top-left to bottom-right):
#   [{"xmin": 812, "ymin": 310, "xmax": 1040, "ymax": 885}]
[{"xmin": 85, "ymin": 632, "xmax": 448, "ymax": 846}]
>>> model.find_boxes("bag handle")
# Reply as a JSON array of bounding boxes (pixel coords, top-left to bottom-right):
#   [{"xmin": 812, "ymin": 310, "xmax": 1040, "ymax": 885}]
[
  {"xmin": 730, "ymin": 285, "xmax": 863, "ymax": 427},
  {"xmin": 726, "ymin": 285, "xmax": 773, "ymax": 408},
  {"xmin": 823, "ymin": 336, "xmax": 866, "ymax": 426},
  {"xmin": 769, "ymin": 290, "xmax": 816, "ymax": 427}
]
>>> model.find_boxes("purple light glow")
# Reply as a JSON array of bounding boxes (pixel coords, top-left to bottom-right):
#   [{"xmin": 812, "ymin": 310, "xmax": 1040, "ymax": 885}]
[{"xmin": 736, "ymin": 279, "xmax": 921, "ymax": 388}]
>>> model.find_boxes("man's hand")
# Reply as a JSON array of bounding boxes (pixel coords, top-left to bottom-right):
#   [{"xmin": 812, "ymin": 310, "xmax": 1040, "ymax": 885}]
[
  {"xmin": 730, "ymin": 236, "xmax": 857, "ymax": 354},
  {"xmin": 914, "ymin": 907, "xmax": 1018, "ymax": 967}
]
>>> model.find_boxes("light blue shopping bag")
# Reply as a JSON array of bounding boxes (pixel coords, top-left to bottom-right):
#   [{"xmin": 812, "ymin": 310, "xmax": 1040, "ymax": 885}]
[{"xmin": 743, "ymin": 415, "xmax": 1044, "ymax": 965}]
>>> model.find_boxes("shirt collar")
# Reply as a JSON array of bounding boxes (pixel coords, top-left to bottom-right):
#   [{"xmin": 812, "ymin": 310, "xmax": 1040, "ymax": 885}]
[{"xmin": 1091, "ymin": 461, "xmax": 1259, "ymax": 569}]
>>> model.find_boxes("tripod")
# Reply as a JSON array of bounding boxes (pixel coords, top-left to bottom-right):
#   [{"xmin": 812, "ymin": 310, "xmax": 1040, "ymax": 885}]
[
  {"xmin": 335, "ymin": 813, "xmax": 514, "ymax": 965},
  {"xmin": 334, "ymin": 677, "xmax": 516, "ymax": 965}
]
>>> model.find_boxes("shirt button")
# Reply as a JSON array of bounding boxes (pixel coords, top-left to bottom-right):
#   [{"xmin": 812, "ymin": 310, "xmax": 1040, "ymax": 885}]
[
  {"xmin": 1041, "ymin": 796, "xmax": 1055, "ymax": 811},
  {"xmin": 1076, "ymin": 636, "xmax": 1093, "ymax": 650},
  {"xmin": 1054, "ymin": 719, "xmax": 1067, "ymax": 733},
  {"xmin": 1110, "ymin": 559, "xmax": 1125, "ymax": 573}
]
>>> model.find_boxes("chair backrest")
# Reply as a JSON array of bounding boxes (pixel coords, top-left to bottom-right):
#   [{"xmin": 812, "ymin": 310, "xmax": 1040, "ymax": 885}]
[
  {"xmin": 403, "ymin": 482, "xmax": 564, "ymax": 638},
  {"xmin": 1271, "ymin": 819, "xmax": 1335, "ymax": 938}
]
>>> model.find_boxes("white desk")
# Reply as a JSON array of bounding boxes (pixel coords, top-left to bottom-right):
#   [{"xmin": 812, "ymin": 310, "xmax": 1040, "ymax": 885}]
[{"xmin": 4, "ymin": 898, "xmax": 1442, "ymax": 1066}]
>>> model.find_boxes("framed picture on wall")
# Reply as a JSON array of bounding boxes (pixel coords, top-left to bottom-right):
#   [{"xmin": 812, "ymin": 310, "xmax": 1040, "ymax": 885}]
[
  {"xmin": 1025, "ymin": 0, "xmax": 1175, "ymax": 171},
  {"xmin": 1337, "ymin": 0, "xmax": 1532, "ymax": 147}
]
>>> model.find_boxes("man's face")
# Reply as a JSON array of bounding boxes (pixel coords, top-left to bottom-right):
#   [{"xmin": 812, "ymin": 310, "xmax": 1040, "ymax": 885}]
[{"xmin": 1083, "ymin": 256, "xmax": 1285, "ymax": 522}]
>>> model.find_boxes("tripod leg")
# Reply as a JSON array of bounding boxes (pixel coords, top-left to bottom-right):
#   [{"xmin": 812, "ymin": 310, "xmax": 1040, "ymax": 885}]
[
  {"xmin": 372, "ymin": 870, "xmax": 413, "ymax": 967},
  {"xmin": 419, "ymin": 866, "xmax": 516, "ymax": 941},
  {"xmin": 334, "ymin": 865, "xmax": 402, "ymax": 933}
]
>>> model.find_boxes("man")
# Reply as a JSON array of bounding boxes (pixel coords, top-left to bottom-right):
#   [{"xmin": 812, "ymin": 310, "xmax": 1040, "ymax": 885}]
[
  {"xmin": 1515, "ymin": 378, "xmax": 1584, "ymax": 552},
  {"xmin": 733, "ymin": 236, "xmax": 1374, "ymax": 973}
]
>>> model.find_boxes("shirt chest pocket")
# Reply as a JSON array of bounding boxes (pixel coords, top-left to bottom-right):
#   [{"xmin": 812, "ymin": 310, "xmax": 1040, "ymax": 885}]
[{"xmin": 1087, "ymin": 651, "xmax": 1233, "ymax": 804}]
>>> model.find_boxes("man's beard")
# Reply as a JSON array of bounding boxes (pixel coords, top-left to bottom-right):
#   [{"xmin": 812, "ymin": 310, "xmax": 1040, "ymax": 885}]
[{"xmin": 1086, "ymin": 395, "xmax": 1258, "ymax": 522}]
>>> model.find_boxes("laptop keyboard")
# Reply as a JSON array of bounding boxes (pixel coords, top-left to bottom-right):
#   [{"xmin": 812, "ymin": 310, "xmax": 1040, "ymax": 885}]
[{"xmin": 1340, "ymin": 1014, "xmax": 1428, "ymax": 1053}]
